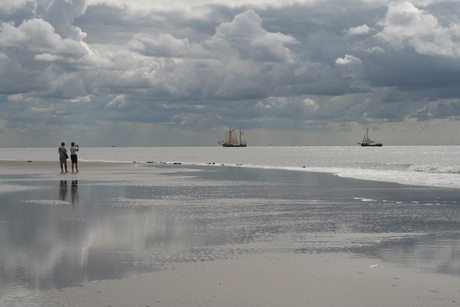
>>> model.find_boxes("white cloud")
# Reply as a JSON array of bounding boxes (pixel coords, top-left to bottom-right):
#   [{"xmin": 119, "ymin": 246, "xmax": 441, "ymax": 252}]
[
  {"xmin": 35, "ymin": 53, "xmax": 66, "ymax": 61},
  {"xmin": 129, "ymin": 34, "xmax": 209, "ymax": 58},
  {"xmin": 345, "ymin": 24, "xmax": 371, "ymax": 36},
  {"xmin": 303, "ymin": 98, "xmax": 318, "ymax": 111},
  {"xmin": 0, "ymin": 19, "xmax": 88, "ymax": 56},
  {"xmin": 128, "ymin": 9, "xmax": 297, "ymax": 64},
  {"xmin": 34, "ymin": 0, "xmax": 88, "ymax": 40},
  {"xmin": 107, "ymin": 95, "xmax": 128, "ymax": 109},
  {"xmin": 0, "ymin": 0, "xmax": 29, "ymax": 13},
  {"xmin": 376, "ymin": 1, "xmax": 460, "ymax": 58},
  {"xmin": 336, "ymin": 54, "xmax": 363, "ymax": 65},
  {"xmin": 205, "ymin": 10, "xmax": 298, "ymax": 63},
  {"xmin": 86, "ymin": 0, "xmax": 320, "ymax": 11}
]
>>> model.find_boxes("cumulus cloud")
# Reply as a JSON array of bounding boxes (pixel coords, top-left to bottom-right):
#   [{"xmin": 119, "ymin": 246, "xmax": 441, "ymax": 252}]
[
  {"xmin": 123, "ymin": 10, "xmax": 308, "ymax": 102},
  {"xmin": 129, "ymin": 34, "xmax": 209, "ymax": 58},
  {"xmin": 336, "ymin": 54, "xmax": 363, "ymax": 65},
  {"xmin": 205, "ymin": 10, "xmax": 298, "ymax": 63},
  {"xmin": 34, "ymin": 0, "xmax": 88, "ymax": 40},
  {"xmin": 129, "ymin": 10, "xmax": 298, "ymax": 63},
  {"xmin": 376, "ymin": 1, "xmax": 460, "ymax": 58},
  {"xmin": 0, "ymin": 19, "xmax": 88, "ymax": 56},
  {"xmin": 345, "ymin": 24, "xmax": 371, "ymax": 36},
  {"xmin": 0, "ymin": 0, "xmax": 29, "ymax": 13},
  {"xmin": 0, "ymin": 54, "xmax": 33, "ymax": 94}
]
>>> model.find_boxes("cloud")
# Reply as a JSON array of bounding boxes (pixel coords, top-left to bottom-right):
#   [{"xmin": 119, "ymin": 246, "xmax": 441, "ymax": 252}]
[
  {"xmin": 345, "ymin": 24, "xmax": 371, "ymax": 36},
  {"xmin": 336, "ymin": 54, "xmax": 363, "ymax": 65},
  {"xmin": 0, "ymin": 54, "xmax": 37, "ymax": 94},
  {"xmin": 129, "ymin": 34, "xmax": 209, "ymax": 58},
  {"xmin": 0, "ymin": 0, "xmax": 29, "ymax": 13},
  {"xmin": 34, "ymin": 0, "xmax": 88, "ymax": 40},
  {"xmin": 376, "ymin": 1, "xmax": 460, "ymax": 58},
  {"xmin": 205, "ymin": 10, "xmax": 298, "ymax": 63},
  {"xmin": 34, "ymin": 53, "xmax": 66, "ymax": 61},
  {"xmin": 0, "ymin": 19, "xmax": 88, "ymax": 56},
  {"xmin": 129, "ymin": 10, "xmax": 298, "ymax": 63},
  {"xmin": 123, "ymin": 10, "xmax": 313, "ymax": 102}
]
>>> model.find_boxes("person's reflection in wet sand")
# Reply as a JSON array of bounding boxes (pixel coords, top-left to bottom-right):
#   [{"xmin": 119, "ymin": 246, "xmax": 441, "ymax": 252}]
[
  {"xmin": 59, "ymin": 180, "xmax": 68, "ymax": 201},
  {"xmin": 71, "ymin": 180, "xmax": 79, "ymax": 205}
]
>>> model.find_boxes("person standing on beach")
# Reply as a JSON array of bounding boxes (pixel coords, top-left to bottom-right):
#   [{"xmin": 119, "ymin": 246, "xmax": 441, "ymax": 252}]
[
  {"xmin": 70, "ymin": 142, "xmax": 79, "ymax": 172},
  {"xmin": 58, "ymin": 142, "xmax": 68, "ymax": 173}
]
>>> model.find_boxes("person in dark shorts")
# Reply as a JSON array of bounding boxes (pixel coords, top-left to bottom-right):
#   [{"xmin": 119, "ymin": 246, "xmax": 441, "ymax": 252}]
[
  {"xmin": 69, "ymin": 142, "xmax": 80, "ymax": 172},
  {"xmin": 58, "ymin": 142, "xmax": 68, "ymax": 173}
]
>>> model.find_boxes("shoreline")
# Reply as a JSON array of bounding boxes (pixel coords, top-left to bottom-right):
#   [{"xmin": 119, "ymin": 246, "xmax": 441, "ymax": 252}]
[{"xmin": 2, "ymin": 146, "xmax": 460, "ymax": 190}]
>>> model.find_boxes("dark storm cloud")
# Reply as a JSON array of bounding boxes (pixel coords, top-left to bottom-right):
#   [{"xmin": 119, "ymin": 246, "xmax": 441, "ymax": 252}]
[{"xmin": 1, "ymin": 0, "xmax": 460, "ymax": 146}]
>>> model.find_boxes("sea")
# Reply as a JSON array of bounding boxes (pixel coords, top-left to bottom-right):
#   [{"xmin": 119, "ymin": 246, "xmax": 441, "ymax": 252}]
[{"xmin": 1, "ymin": 145, "xmax": 460, "ymax": 188}]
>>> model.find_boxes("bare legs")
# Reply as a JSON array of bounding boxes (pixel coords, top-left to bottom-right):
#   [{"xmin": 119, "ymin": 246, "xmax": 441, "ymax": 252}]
[{"xmin": 60, "ymin": 162, "xmax": 68, "ymax": 173}]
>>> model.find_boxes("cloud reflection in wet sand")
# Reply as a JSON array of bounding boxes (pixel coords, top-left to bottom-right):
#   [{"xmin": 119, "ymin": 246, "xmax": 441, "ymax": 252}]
[{"xmin": 1, "ymin": 165, "xmax": 460, "ymax": 300}]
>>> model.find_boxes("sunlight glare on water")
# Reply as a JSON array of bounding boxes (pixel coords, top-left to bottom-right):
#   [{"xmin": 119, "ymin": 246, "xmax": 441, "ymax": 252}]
[{"xmin": 2, "ymin": 146, "xmax": 460, "ymax": 188}]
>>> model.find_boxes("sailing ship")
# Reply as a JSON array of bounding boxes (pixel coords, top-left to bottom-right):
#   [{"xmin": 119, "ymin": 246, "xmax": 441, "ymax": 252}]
[
  {"xmin": 358, "ymin": 128, "xmax": 382, "ymax": 147},
  {"xmin": 218, "ymin": 127, "xmax": 247, "ymax": 147}
]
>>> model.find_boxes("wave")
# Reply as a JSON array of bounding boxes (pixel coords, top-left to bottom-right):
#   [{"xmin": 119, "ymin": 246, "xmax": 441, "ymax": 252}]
[
  {"xmin": 407, "ymin": 164, "xmax": 460, "ymax": 175},
  {"xmin": 136, "ymin": 160, "xmax": 460, "ymax": 189}
]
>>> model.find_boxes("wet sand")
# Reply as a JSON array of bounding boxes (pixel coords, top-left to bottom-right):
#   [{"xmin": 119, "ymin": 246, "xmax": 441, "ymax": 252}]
[
  {"xmin": 1, "ymin": 161, "xmax": 460, "ymax": 306},
  {"xmin": 38, "ymin": 253, "xmax": 460, "ymax": 307}
]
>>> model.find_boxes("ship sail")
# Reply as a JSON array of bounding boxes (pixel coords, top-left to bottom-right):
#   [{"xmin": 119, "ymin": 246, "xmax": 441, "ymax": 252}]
[
  {"xmin": 218, "ymin": 132, "xmax": 228, "ymax": 144},
  {"xmin": 362, "ymin": 130, "xmax": 374, "ymax": 144},
  {"xmin": 228, "ymin": 129, "xmax": 238, "ymax": 146},
  {"xmin": 358, "ymin": 129, "xmax": 382, "ymax": 147},
  {"xmin": 219, "ymin": 127, "xmax": 247, "ymax": 147},
  {"xmin": 239, "ymin": 130, "xmax": 246, "ymax": 146}
]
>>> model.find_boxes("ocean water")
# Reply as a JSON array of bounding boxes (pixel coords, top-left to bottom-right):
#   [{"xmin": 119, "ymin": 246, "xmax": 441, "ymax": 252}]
[{"xmin": 1, "ymin": 146, "xmax": 460, "ymax": 188}]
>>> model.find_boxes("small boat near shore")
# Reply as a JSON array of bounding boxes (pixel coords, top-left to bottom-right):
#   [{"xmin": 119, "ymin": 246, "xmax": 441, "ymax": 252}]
[
  {"xmin": 218, "ymin": 127, "xmax": 247, "ymax": 147},
  {"xmin": 358, "ymin": 129, "xmax": 382, "ymax": 147}
]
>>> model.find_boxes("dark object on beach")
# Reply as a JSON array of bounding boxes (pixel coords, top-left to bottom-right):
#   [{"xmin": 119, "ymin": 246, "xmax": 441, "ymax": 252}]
[{"xmin": 358, "ymin": 129, "xmax": 382, "ymax": 147}]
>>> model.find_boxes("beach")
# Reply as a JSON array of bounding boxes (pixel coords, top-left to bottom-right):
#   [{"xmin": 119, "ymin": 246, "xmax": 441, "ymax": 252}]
[{"xmin": 1, "ymin": 160, "xmax": 460, "ymax": 306}]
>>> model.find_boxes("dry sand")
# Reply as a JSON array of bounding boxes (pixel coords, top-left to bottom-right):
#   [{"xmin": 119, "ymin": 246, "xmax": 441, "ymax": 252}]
[
  {"xmin": 1, "ymin": 160, "xmax": 460, "ymax": 306},
  {"xmin": 0, "ymin": 160, "xmax": 182, "ymax": 178},
  {"xmin": 0, "ymin": 160, "xmax": 146, "ymax": 172}
]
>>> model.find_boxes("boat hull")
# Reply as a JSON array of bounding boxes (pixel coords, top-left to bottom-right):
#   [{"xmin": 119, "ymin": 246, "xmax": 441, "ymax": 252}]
[
  {"xmin": 360, "ymin": 143, "xmax": 382, "ymax": 147},
  {"xmin": 222, "ymin": 144, "xmax": 246, "ymax": 147}
]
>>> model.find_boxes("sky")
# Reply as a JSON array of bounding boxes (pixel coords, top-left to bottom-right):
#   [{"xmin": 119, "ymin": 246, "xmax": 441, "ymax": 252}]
[{"xmin": 1, "ymin": 0, "xmax": 460, "ymax": 147}]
